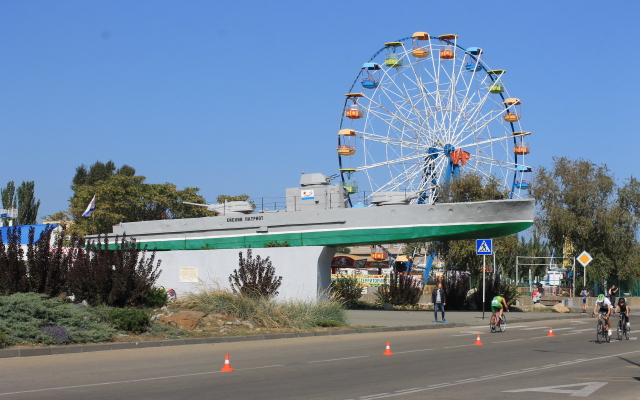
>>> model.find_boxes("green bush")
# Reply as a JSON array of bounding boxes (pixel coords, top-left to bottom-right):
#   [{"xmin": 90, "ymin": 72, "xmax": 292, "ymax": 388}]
[
  {"xmin": 375, "ymin": 273, "xmax": 423, "ymax": 306},
  {"xmin": 181, "ymin": 287, "xmax": 347, "ymax": 329},
  {"xmin": 107, "ymin": 308, "xmax": 151, "ymax": 333},
  {"xmin": 0, "ymin": 330, "xmax": 6, "ymax": 349},
  {"xmin": 0, "ymin": 293, "xmax": 115, "ymax": 346},
  {"xmin": 141, "ymin": 287, "xmax": 168, "ymax": 308},
  {"xmin": 329, "ymin": 275, "xmax": 363, "ymax": 308}
]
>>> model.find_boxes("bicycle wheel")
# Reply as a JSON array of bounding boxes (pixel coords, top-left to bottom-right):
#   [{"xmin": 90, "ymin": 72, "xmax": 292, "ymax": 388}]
[
  {"xmin": 499, "ymin": 315, "xmax": 507, "ymax": 332},
  {"xmin": 618, "ymin": 319, "xmax": 623, "ymax": 341},
  {"xmin": 596, "ymin": 320, "xmax": 604, "ymax": 343},
  {"xmin": 625, "ymin": 321, "xmax": 630, "ymax": 340}
]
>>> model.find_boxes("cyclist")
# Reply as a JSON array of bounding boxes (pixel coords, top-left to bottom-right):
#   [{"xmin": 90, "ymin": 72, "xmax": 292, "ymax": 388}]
[
  {"xmin": 491, "ymin": 294, "xmax": 509, "ymax": 324},
  {"xmin": 592, "ymin": 294, "xmax": 612, "ymax": 335},
  {"xmin": 614, "ymin": 297, "xmax": 631, "ymax": 330}
]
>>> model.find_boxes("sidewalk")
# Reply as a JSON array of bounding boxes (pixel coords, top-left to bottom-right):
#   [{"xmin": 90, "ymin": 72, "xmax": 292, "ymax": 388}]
[{"xmin": 345, "ymin": 309, "xmax": 591, "ymax": 328}]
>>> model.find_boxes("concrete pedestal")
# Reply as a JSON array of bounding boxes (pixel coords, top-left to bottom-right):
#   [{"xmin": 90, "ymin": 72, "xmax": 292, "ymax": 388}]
[{"xmin": 154, "ymin": 246, "xmax": 336, "ymax": 300}]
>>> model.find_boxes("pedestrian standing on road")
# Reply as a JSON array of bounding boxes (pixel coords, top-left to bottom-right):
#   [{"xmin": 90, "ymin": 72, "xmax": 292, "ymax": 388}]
[
  {"xmin": 432, "ymin": 282, "xmax": 446, "ymax": 323},
  {"xmin": 609, "ymin": 285, "xmax": 618, "ymax": 306},
  {"xmin": 580, "ymin": 286, "xmax": 589, "ymax": 314}
]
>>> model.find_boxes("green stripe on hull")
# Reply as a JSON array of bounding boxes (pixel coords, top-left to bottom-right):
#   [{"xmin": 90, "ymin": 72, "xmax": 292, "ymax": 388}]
[{"xmin": 121, "ymin": 221, "xmax": 532, "ymax": 250}]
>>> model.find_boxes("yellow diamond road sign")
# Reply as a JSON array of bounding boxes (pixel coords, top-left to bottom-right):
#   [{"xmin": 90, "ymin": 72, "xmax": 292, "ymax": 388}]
[{"xmin": 577, "ymin": 251, "xmax": 593, "ymax": 267}]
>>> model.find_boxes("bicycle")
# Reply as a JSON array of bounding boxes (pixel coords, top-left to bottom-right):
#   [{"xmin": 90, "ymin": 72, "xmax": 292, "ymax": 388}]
[
  {"xmin": 490, "ymin": 311, "xmax": 506, "ymax": 333},
  {"xmin": 615, "ymin": 313, "xmax": 630, "ymax": 341},
  {"xmin": 593, "ymin": 312, "xmax": 611, "ymax": 343}
]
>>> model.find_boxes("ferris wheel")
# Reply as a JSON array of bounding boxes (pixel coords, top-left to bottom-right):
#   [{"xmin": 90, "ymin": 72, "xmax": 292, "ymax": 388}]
[{"xmin": 337, "ymin": 32, "xmax": 532, "ymax": 206}]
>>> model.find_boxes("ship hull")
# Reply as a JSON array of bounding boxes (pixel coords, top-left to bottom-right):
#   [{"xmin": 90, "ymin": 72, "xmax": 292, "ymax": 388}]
[{"xmin": 103, "ymin": 198, "xmax": 534, "ymax": 250}]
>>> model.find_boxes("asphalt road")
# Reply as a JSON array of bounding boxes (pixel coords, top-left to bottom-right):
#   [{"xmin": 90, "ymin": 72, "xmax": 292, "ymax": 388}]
[{"xmin": 1, "ymin": 318, "xmax": 639, "ymax": 400}]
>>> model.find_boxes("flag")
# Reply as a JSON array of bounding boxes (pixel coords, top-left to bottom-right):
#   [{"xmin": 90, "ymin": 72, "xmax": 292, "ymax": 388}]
[{"xmin": 82, "ymin": 195, "xmax": 96, "ymax": 217}]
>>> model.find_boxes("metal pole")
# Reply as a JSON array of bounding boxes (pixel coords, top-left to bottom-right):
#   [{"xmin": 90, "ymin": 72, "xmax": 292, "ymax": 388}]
[
  {"xmin": 515, "ymin": 256, "xmax": 518, "ymax": 286},
  {"xmin": 572, "ymin": 257, "xmax": 576, "ymax": 297},
  {"xmin": 482, "ymin": 254, "xmax": 486, "ymax": 320},
  {"xmin": 493, "ymin": 245, "xmax": 496, "ymax": 278}
]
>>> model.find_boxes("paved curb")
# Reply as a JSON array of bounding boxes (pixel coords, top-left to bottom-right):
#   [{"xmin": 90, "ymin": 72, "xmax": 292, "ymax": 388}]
[{"xmin": 0, "ymin": 313, "xmax": 586, "ymax": 359}]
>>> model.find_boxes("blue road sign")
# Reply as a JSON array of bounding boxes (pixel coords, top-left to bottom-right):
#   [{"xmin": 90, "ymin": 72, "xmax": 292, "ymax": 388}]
[{"xmin": 476, "ymin": 239, "xmax": 493, "ymax": 255}]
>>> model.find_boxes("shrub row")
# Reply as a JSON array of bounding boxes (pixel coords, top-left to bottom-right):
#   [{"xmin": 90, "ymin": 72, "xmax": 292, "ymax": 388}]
[{"xmin": 0, "ymin": 225, "xmax": 164, "ymax": 308}]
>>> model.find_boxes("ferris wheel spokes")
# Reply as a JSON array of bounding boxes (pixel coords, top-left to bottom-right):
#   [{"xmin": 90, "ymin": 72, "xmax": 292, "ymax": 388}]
[{"xmin": 338, "ymin": 32, "xmax": 531, "ymax": 205}]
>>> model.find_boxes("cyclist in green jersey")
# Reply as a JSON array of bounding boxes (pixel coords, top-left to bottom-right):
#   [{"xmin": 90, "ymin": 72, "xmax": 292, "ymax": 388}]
[{"xmin": 491, "ymin": 295, "xmax": 509, "ymax": 322}]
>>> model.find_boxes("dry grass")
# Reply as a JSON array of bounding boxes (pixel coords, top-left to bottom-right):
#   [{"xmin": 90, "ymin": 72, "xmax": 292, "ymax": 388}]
[{"xmin": 178, "ymin": 285, "xmax": 347, "ymax": 329}]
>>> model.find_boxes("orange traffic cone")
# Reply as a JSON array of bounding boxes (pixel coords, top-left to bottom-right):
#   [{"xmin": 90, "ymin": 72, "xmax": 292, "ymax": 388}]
[
  {"xmin": 383, "ymin": 341, "xmax": 394, "ymax": 355},
  {"xmin": 547, "ymin": 327, "xmax": 555, "ymax": 337},
  {"xmin": 220, "ymin": 353, "xmax": 234, "ymax": 372},
  {"xmin": 474, "ymin": 334, "xmax": 483, "ymax": 345}
]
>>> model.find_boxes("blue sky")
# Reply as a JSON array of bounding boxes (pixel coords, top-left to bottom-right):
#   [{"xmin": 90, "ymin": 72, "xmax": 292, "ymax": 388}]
[{"xmin": 1, "ymin": 1, "xmax": 639, "ymax": 219}]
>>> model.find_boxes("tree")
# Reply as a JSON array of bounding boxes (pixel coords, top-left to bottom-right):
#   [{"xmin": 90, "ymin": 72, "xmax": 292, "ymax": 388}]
[
  {"xmin": 1, "ymin": 181, "xmax": 16, "ymax": 210},
  {"xmin": 67, "ymin": 161, "xmax": 213, "ymax": 236},
  {"xmin": 427, "ymin": 173, "xmax": 514, "ymax": 273},
  {"xmin": 402, "ymin": 242, "xmax": 422, "ymax": 258},
  {"xmin": 217, "ymin": 194, "xmax": 250, "ymax": 203},
  {"xmin": 216, "ymin": 194, "xmax": 256, "ymax": 209},
  {"xmin": 16, "ymin": 181, "xmax": 40, "ymax": 225},
  {"xmin": 336, "ymin": 246, "xmax": 351, "ymax": 254},
  {"xmin": 532, "ymin": 157, "xmax": 640, "ymax": 283}
]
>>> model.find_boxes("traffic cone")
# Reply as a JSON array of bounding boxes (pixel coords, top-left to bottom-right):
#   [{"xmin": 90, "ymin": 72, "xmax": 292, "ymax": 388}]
[
  {"xmin": 383, "ymin": 341, "xmax": 394, "ymax": 355},
  {"xmin": 474, "ymin": 334, "xmax": 483, "ymax": 345},
  {"xmin": 220, "ymin": 353, "xmax": 234, "ymax": 372},
  {"xmin": 547, "ymin": 327, "xmax": 555, "ymax": 337}
]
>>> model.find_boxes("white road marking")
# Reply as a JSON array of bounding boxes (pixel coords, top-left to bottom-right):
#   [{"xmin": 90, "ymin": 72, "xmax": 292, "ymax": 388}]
[
  {"xmin": 503, "ymin": 381, "xmax": 608, "ymax": 397},
  {"xmin": 452, "ymin": 331, "xmax": 483, "ymax": 336},
  {"xmin": 490, "ymin": 339, "xmax": 525, "ymax": 343},
  {"xmin": 361, "ymin": 394, "xmax": 390, "ymax": 399},
  {"xmin": 344, "ymin": 350, "xmax": 640, "ymax": 399},
  {"xmin": 308, "ymin": 355, "xmax": 370, "ymax": 363},
  {"xmin": 441, "ymin": 344, "xmax": 474, "ymax": 349},
  {"xmin": 520, "ymin": 327, "xmax": 573, "ymax": 331},
  {"xmin": 394, "ymin": 348, "xmax": 434, "ymax": 354},
  {"xmin": 394, "ymin": 388, "xmax": 422, "ymax": 393}
]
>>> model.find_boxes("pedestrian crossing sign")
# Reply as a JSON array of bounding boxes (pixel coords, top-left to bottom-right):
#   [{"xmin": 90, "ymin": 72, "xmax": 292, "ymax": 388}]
[{"xmin": 476, "ymin": 239, "xmax": 493, "ymax": 255}]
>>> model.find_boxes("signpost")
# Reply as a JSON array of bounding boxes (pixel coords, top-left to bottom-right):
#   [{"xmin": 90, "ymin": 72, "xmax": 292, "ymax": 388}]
[
  {"xmin": 477, "ymin": 239, "xmax": 493, "ymax": 320},
  {"xmin": 577, "ymin": 251, "xmax": 593, "ymax": 288}
]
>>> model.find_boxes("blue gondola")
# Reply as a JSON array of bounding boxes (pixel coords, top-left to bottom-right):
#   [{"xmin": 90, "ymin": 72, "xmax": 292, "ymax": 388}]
[
  {"xmin": 464, "ymin": 47, "xmax": 483, "ymax": 72},
  {"xmin": 361, "ymin": 62, "xmax": 381, "ymax": 89},
  {"xmin": 515, "ymin": 165, "xmax": 532, "ymax": 189}
]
